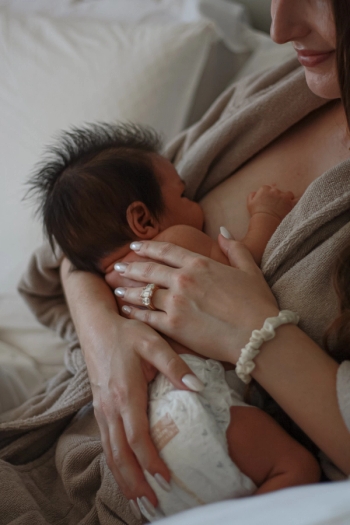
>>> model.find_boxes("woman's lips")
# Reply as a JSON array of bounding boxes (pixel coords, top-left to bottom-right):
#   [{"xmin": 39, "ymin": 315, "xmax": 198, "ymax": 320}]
[{"xmin": 296, "ymin": 50, "xmax": 334, "ymax": 67}]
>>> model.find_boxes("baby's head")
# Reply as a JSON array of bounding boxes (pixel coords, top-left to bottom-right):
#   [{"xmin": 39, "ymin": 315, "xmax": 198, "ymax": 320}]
[{"xmin": 29, "ymin": 123, "xmax": 203, "ymax": 273}]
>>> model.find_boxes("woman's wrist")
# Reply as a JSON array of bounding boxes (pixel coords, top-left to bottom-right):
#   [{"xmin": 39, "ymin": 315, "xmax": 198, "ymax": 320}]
[
  {"xmin": 60, "ymin": 258, "xmax": 122, "ymax": 357},
  {"xmin": 235, "ymin": 310, "xmax": 300, "ymax": 383},
  {"xmin": 224, "ymin": 304, "xmax": 281, "ymax": 365}
]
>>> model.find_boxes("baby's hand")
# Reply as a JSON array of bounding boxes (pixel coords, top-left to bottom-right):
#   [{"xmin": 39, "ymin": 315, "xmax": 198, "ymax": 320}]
[{"xmin": 247, "ymin": 184, "xmax": 296, "ymax": 221}]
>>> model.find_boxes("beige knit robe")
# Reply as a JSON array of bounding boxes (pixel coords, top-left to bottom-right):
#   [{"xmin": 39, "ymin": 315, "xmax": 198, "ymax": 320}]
[{"xmin": 0, "ymin": 58, "xmax": 349, "ymax": 524}]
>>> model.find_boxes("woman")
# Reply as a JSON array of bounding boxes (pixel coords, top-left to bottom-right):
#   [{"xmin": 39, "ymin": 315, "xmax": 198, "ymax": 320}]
[{"xmin": 60, "ymin": 0, "xmax": 350, "ymax": 518}]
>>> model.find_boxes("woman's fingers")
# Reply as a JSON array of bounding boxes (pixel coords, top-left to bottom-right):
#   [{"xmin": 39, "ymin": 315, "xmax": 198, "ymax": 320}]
[
  {"xmin": 121, "ymin": 405, "xmax": 171, "ymax": 494},
  {"xmin": 95, "ymin": 327, "xmax": 204, "ymax": 507},
  {"xmin": 96, "ymin": 365, "xmax": 170, "ymax": 507},
  {"xmin": 95, "ymin": 411, "xmax": 140, "ymax": 500},
  {"xmin": 115, "ymin": 259, "xmax": 175, "ymax": 288},
  {"xmin": 107, "ymin": 419, "xmax": 161, "ymax": 507},
  {"xmin": 218, "ymin": 236, "xmax": 262, "ymax": 275},
  {"xmin": 135, "ymin": 327, "xmax": 204, "ymax": 392},
  {"xmin": 129, "ymin": 241, "xmax": 197, "ymax": 268},
  {"xmin": 105, "ymin": 418, "xmax": 148, "ymax": 499},
  {"xmin": 115, "ymin": 286, "xmax": 167, "ymax": 311}
]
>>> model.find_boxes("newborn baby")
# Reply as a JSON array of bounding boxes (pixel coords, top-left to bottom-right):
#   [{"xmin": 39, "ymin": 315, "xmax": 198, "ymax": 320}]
[{"xmin": 30, "ymin": 123, "xmax": 320, "ymax": 521}]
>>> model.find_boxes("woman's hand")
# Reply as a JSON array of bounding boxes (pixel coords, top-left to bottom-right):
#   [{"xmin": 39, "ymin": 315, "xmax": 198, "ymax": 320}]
[
  {"xmin": 60, "ymin": 260, "xmax": 204, "ymax": 515},
  {"xmin": 106, "ymin": 236, "xmax": 280, "ymax": 365}
]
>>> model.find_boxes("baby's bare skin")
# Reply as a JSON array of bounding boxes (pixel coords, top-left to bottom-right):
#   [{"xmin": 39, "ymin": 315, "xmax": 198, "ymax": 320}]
[
  {"xmin": 105, "ymin": 184, "xmax": 320, "ymax": 494},
  {"xmin": 109, "ymin": 184, "xmax": 295, "ymax": 344}
]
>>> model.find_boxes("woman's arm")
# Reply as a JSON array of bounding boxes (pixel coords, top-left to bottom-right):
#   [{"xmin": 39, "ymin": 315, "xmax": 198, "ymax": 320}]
[
  {"xmin": 60, "ymin": 258, "xmax": 203, "ymax": 507},
  {"xmin": 109, "ymin": 239, "xmax": 350, "ymax": 475},
  {"xmin": 252, "ymin": 322, "xmax": 350, "ymax": 474}
]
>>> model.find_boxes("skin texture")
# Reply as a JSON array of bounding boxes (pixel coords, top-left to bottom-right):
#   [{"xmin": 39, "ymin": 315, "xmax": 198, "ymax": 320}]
[
  {"xmin": 61, "ymin": 0, "xmax": 350, "ymax": 512},
  {"xmin": 111, "ymin": 221, "xmax": 321, "ymax": 497},
  {"xmin": 271, "ymin": 0, "xmax": 339, "ymax": 100},
  {"xmin": 106, "ymin": 185, "xmax": 319, "ymax": 498}
]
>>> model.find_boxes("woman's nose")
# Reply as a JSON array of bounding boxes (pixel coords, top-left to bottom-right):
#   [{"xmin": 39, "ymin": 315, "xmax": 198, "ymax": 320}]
[{"xmin": 270, "ymin": 0, "xmax": 309, "ymax": 45}]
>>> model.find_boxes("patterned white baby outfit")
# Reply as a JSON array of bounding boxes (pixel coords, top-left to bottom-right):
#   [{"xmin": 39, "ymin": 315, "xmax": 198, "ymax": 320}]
[{"xmin": 144, "ymin": 354, "xmax": 257, "ymax": 521}]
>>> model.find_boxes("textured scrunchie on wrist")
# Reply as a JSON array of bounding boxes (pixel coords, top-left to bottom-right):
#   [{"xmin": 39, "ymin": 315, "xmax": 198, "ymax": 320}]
[{"xmin": 235, "ymin": 310, "xmax": 299, "ymax": 384}]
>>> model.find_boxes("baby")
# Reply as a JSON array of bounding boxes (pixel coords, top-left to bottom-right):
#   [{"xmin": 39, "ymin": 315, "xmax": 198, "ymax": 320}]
[{"xmin": 30, "ymin": 123, "xmax": 320, "ymax": 521}]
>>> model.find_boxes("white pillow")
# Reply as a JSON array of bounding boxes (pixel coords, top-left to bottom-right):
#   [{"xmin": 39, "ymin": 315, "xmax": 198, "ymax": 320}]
[
  {"xmin": 0, "ymin": 10, "xmax": 216, "ymax": 294},
  {"xmin": 0, "ymin": 0, "xmax": 252, "ymax": 53}
]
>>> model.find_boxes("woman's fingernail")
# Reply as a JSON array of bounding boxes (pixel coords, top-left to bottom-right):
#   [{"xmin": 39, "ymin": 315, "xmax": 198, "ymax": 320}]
[
  {"xmin": 122, "ymin": 305, "xmax": 132, "ymax": 315},
  {"xmin": 114, "ymin": 287, "xmax": 126, "ymax": 298},
  {"xmin": 114, "ymin": 262, "xmax": 129, "ymax": 272},
  {"xmin": 137, "ymin": 496, "xmax": 156, "ymax": 517},
  {"xmin": 220, "ymin": 226, "xmax": 233, "ymax": 239},
  {"xmin": 154, "ymin": 473, "xmax": 171, "ymax": 492},
  {"xmin": 182, "ymin": 374, "xmax": 205, "ymax": 392},
  {"xmin": 130, "ymin": 241, "xmax": 143, "ymax": 251},
  {"xmin": 129, "ymin": 499, "xmax": 142, "ymax": 520}
]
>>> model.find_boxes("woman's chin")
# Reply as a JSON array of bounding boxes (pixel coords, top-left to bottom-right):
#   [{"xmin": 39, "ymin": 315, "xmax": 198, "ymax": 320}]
[{"xmin": 304, "ymin": 65, "xmax": 341, "ymax": 100}]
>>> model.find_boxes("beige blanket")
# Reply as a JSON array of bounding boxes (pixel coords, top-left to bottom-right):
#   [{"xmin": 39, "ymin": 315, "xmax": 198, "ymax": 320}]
[{"xmin": 1, "ymin": 58, "xmax": 349, "ymax": 524}]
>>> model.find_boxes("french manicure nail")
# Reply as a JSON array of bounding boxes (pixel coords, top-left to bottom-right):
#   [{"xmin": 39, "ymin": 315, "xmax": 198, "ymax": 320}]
[
  {"xmin": 114, "ymin": 287, "xmax": 126, "ymax": 298},
  {"xmin": 130, "ymin": 241, "xmax": 143, "ymax": 251},
  {"xmin": 220, "ymin": 226, "xmax": 233, "ymax": 239},
  {"xmin": 122, "ymin": 305, "xmax": 132, "ymax": 315},
  {"xmin": 114, "ymin": 262, "xmax": 129, "ymax": 272},
  {"xmin": 154, "ymin": 473, "xmax": 171, "ymax": 492},
  {"xmin": 129, "ymin": 499, "xmax": 142, "ymax": 520},
  {"xmin": 137, "ymin": 496, "xmax": 156, "ymax": 517},
  {"xmin": 182, "ymin": 374, "xmax": 205, "ymax": 392}
]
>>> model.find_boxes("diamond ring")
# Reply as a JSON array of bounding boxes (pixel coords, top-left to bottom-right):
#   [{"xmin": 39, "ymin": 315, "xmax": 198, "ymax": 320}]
[{"xmin": 140, "ymin": 283, "xmax": 159, "ymax": 310}]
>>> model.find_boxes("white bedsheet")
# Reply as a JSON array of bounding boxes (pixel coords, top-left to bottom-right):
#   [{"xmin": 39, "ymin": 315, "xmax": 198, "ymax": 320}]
[{"xmin": 156, "ymin": 480, "xmax": 350, "ymax": 525}]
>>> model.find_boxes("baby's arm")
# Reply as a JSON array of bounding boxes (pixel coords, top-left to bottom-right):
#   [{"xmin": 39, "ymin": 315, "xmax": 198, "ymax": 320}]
[
  {"xmin": 147, "ymin": 225, "xmax": 321, "ymax": 493},
  {"xmin": 153, "ymin": 225, "xmax": 229, "ymax": 264},
  {"xmin": 109, "ymin": 205, "xmax": 320, "ymax": 495},
  {"xmin": 243, "ymin": 185, "xmax": 296, "ymax": 265},
  {"xmin": 226, "ymin": 406, "xmax": 321, "ymax": 494},
  {"xmin": 155, "ymin": 184, "xmax": 296, "ymax": 267}
]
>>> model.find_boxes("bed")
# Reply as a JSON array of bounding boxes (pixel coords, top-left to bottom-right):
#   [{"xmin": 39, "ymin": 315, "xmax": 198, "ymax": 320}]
[{"xmin": 0, "ymin": 0, "xmax": 349, "ymax": 523}]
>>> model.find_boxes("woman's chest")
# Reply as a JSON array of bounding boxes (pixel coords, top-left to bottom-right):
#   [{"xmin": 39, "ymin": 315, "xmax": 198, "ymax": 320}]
[{"xmin": 201, "ymin": 101, "xmax": 350, "ymax": 240}]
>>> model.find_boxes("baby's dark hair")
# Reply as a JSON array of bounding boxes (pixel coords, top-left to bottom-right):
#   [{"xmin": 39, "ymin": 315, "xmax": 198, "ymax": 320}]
[{"xmin": 28, "ymin": 122, "xmax": 165, "ymax": 273}]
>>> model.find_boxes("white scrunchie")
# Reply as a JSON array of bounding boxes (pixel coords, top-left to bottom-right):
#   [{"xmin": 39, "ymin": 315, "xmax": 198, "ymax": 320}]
[{"xmin": 235, "ymin": 310, "xmax": 299, "ymax": 384}]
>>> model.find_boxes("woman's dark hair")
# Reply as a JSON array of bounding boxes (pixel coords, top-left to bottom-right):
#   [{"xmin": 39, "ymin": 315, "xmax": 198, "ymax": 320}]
[
  {"xmin": 333, "ymin": 0, "xmax": 350, "ymax": 130},
  {"xmin": 323, "ymin": 1, "xmax": 350, "ymax": 362},
  {"xmin": 27, "ymin": 123, "xmax": 165, "ymax": 273}
]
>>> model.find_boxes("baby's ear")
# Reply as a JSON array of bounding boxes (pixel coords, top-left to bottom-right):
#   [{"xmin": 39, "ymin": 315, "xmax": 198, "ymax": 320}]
[{"xmin": 126, "ymin": 201, "xmax": 160, "ymax": 239}]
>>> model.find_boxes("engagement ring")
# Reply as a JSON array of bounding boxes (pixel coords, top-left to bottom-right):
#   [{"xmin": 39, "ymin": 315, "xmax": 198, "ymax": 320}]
[{"xmin": 140, "ymin": 283, "xmax": 159, "ymax": 310}]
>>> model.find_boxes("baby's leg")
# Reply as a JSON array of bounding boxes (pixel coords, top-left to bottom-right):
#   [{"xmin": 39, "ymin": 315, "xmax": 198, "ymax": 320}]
[{"xmin": 226, "ymin": 406, "xmax": 321, "ymax": 495}]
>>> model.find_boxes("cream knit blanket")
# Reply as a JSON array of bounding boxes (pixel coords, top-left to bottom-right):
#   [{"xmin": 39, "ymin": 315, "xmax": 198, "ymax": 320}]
[{"xmin": 1, "ymin": 58, "xmax": 349, "ymax": 524}]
